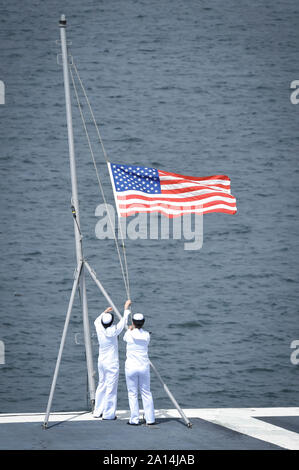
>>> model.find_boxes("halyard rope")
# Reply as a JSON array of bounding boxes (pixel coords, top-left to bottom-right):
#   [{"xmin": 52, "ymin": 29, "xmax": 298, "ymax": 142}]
[{"xmin": 69, "ymin": 63, "xmax": 130, "ymax": 299}]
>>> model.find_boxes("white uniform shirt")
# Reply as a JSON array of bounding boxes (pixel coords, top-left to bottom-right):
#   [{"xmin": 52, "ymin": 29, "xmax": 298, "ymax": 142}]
[
  {"xmin": 123, "ymin": 328, "xmax": 151, "ymax": 368},
  {"xmin": 94, "ymin": 309, "xmax": 130, "ymax": 364}
]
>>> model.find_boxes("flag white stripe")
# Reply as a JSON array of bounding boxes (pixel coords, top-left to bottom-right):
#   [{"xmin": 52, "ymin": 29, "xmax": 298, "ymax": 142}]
[
  {"xmin": 160, "ymin": 182, "xmax": 231, "ymax": 194},
  {"xmin": 117, "ymin": 195, "xmax": 236, "ymax": 207}
]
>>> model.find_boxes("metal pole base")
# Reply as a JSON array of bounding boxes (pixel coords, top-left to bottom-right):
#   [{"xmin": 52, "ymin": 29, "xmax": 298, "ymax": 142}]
[{"xmin": 43, "ymin": 262, "xmax": 83, "ymax": 429}]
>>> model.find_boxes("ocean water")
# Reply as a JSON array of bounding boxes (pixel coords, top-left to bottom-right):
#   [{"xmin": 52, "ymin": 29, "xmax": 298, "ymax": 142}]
[{"xmin": 0, "ymin": 0, "xmax": 299, "ymax": 414}]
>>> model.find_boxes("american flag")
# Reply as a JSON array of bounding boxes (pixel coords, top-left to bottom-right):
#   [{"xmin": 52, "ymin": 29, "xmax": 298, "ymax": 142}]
[{"xmin": 108, "ymin": 162, "xmax": 237, "ymax": 218}]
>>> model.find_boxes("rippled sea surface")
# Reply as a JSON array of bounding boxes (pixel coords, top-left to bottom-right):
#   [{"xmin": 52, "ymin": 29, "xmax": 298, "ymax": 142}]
[{"xmin": 1, "ymin": 0, "xmax": 299, "ymax": 413}]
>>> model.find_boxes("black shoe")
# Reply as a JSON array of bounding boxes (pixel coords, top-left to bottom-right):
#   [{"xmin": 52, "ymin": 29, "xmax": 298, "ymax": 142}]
[
  {"xmin": 93, "ymin": 413, "xmax": 103, "ymax": 418},
  {"xmin": 146, "ymin": 421, "xmax": 157, "ymax": 426},
  {"xmin": 102, "ymin": 416, "xmax": 117, "ymax": 421},
  {"xmin": 127, "ymin": 421, "xmax": 139, "ymax": 426}
]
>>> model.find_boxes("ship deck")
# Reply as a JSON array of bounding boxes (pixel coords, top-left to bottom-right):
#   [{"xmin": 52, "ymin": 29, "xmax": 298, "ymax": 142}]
[{"xmin": 1, "ymin": 408, "xmax": 299, "ymax": 450}]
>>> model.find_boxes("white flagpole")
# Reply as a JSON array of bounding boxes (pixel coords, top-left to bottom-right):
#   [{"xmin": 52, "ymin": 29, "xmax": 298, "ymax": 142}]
[{"xmin": 59, "ymin": 15, "xmax": 95, "ymax": 405}]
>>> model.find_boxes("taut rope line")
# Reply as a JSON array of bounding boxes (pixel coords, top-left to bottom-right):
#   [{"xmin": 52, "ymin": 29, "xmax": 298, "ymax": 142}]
[{"xmin": 69, "ymin": 63, "xmax": 130, "ymax": 299}]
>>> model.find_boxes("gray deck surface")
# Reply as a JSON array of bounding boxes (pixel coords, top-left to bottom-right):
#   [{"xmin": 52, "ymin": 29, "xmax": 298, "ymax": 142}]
[
  {"xmin": 0, "ymin": 417, "xmax": 281, "ymax": 450},
  {"xmin": 256, "ymin": 416, "xmax": 299, "ymax": 436}
]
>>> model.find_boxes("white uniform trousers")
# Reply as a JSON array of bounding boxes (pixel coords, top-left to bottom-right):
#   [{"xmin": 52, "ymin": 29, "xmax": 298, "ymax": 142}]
[
  {"xmin": 125, "ymin": 364, "xmax": 155, "ymax": 424},
  {"xmin": 94, "ymin": 359, "xmax": 119, "ymax": 419}
]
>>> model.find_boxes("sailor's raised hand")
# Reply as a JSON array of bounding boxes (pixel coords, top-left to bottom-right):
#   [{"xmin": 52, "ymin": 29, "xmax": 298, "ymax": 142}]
[
  {"xmin": 125, "ymin": 299, "xmax": 131, "ymax": 310},
  {"xmin": 104, "ymin": 307, "xmax": 113, "ymax": 313}
]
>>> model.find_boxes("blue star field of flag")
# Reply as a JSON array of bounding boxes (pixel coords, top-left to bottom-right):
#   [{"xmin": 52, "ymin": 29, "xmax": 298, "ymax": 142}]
[{"xmin": 110, "ymin": 163, "xmax": 161, "ymax": 194}]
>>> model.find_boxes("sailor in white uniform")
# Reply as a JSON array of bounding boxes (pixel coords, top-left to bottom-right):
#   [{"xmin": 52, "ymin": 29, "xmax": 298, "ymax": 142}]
[
  {"xmin": 94, "ymin": 299, "xmax": 131, "ymax": 419},
  {"xmin": 123, "ymin": 313, "xmax": 155, "ymax": 425}
]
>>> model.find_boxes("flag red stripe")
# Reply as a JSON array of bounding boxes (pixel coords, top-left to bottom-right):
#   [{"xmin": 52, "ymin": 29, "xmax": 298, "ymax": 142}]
[{"xmin": 158, "ymin": 170, "xmax": 231, "ymax": 182}]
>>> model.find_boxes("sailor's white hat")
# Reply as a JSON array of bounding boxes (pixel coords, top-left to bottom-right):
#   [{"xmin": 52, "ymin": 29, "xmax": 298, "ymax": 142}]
[
  {"xmin": 102, "ymin": 313, "xmax": 113, "ymax": 325},
  {"xmin": 133, "ymin": 313, "xmax": 144, "ymax": 321}
]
